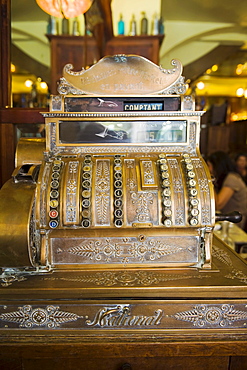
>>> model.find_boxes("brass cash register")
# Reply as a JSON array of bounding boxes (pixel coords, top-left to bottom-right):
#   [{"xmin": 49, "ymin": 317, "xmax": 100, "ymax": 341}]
[{"xmin": 0, "ymin": 55, "xmax": 215, "ymax": 274}]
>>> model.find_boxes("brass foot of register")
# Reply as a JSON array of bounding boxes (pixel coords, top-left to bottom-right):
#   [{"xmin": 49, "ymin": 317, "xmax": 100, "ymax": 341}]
[{"xmin": 0, "ymin": 56, "xmax": 246, "ymax": 348}]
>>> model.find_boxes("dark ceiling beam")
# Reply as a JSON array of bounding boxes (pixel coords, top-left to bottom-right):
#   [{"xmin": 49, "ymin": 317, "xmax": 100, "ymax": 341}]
[
  {"xmin": 11, "ymin": 43, "xmax": 50, "ymax": 84},
  {"xmin": 183, "ymin": 44, "xmax": 243, "ymax": 82}
]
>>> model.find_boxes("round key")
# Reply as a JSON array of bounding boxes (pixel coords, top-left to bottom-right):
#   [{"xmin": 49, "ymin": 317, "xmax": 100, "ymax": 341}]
[
  {"xmin": 114, "ymin": 189, "xmax": 122, "ymax": 197},
  {"xmin": 53, "ymin": 160, "xmax": 62, "ymax": 165},
  {"xmin": 163, "ymin": 188, "xmax": 171, "ymax": 197},
  {"xmin": 82, "ymin": 219, "xmax": 90, "ymax": 228},
  {"xmin": 188, "ymin": 179, "xmax": 196, "ymax": 187},
  {"xmin": 187, "ymin": 171, "xmax": 195, "ymax": 178},
  {"xmin": 114, "ymin": 209, "xmax": 123, "ymax": 217},
  {"xmin": 186, "ymin": 164, "xmax": 193, "ymax": 170},
  {"xmin": 164, "ymin": 219, "xmax": 172, "ymax": 227},
  {"xmin": 49, "ymin": 220, "xmax": 58, "ymax": 228},
  {"xmin": 191, "ymin": 208, "xmax": 199, "ymax": 216},
  {"xmin": 161, "ymin": 172, "xmax": 169, "ymax": 179},
  {"xmin": 162, "ymin": 180, "xmax": 170, "ymax": 187},
  {"xmin": 160, "ymin": 164, "xmax": 168, "ymax": 171},
  {"xmin": 114, "ymin": 172, "xmax": 122, "ymax": 179},
  {"xmin": 115, "ymin": 199, "xmax": 122, "ymax": 208},
  {"xmin": 115, "ymin": 219, "xmax": 123, "ymax": 227},
  {"xmin": 51, "ymin": 180, "xmax": 59, "ymax": 189},
  {"xmin": 83, "ymin": 165, "xmax": 91, "ymax": 172},
  {"xmin": 190, "ymin": 188, "xmax": 198, "ymax": 196},
  {"xmin": 52, "ymin": 165, "xmax": 60, "ymax": 171},
  {"xmin": 164, "ymin": 209, "xmax": 172, "ymax": 217},
  {"xmin": 82, "ymin": 190, "xmax": 90, "ymax": 198},
  {"xmin": 82, "ymin": 172, "xmax": 91, "ymax": 179},
  {"xmin": 82, "ymin": 180, "xmax": 91, "ymax": 189},
  {"xmin": 163, "ymin": 199, "xmax": 172, "ymax": 207},
  {"xmin": 51, "ymin": 172, "xmax": 60, "ymax": 179},
  {"xmin": 49, "ymin": 209, "xmax": 58, "ymax": 218},
  {"xmin": 50, "ymin": 190, "xmax": 59, "ymax": 198},
  {"xmin": 190, "ymin": 218, "xmax": 198, "ymax": 226},
  {"xmin": 190, "ymin": 198, "xmax": 199, "ymax": 206},
  {"xmin": 82, "ymin": 210, "xmax": 90, "ymax": 218},
  {"xmin": 114, "ymin": 180, "xmax": 122, "ymax": 188},
  {"xmin": 50, "ymin": 199, "xmax": 58, "ymax": 208},
  {"xmin": 82, "ymin": 199, "xmax": 90, "ymax": 208}
]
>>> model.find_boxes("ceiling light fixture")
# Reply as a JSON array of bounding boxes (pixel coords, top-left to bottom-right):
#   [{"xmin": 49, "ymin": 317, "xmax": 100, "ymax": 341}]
[{"xmin": 36, "ymin": 0, "xmax": 93, "ymax": 19}]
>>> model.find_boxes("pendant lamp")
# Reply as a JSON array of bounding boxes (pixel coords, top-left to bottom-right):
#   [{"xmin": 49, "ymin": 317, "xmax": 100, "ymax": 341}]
[{"xmin": 36, "ymin": 0, "xmax": 93, "ymax": 19}]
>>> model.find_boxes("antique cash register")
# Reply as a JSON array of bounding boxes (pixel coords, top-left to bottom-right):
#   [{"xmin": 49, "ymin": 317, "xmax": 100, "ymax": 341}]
[
  {"xmin": 0, "ymin": 57, "xmax": 247, "ymax": 363},
  {"xmin": 0, "ymin": 55, "xmax": 215, "ymax": 274}
]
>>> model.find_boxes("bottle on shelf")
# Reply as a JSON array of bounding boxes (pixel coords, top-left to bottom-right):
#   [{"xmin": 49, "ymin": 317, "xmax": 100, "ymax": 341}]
[
  {"xmin": 118, "ymin": 13, "xmax": 125, "ymax": 35},
  {"xmin": 62, "ymin": 17, "xmax": 69, "ymax": 35},
  {"xmin": 158, "ymin": 16, "xmax": 165, "ymax": 34},
  {"xmin": 72, "ymin": 17, "xmax": 80, "ymax": 36},
  {"xmin": 47, "ymin": 15, "xmax": 57, "ymax": 35},
  {"xmin": 129, "ymin": 14, "xmax": 137, "ymax": 36},
  {"xmin": 152, "ymin": 13, "xmax": 159, "ymax": 35},
  {"xmin": 140, "ymin": 11, "xmax": 148, "ymax": 35}
]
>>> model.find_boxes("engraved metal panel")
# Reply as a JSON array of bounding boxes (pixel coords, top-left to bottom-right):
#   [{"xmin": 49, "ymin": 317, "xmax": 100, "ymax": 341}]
[
  {"xmin": 1, "ymin": 302, "xmax": 246, "ymax": 330},
  {"xmin": 168, "ymin": 158, "xmax": 185, "ymax": 225},
  {"xmin": 94, "ymin": 159, "xmax": 111, "ymax": 226},
  {"xmin": 51, "ymin": 236, "xmax": 199, "ymax": 265},
  {"xmin": 192, "ymin": 158, "xmax": 212, "ymax": 225},
  {"xmin": 140, "ymin": 160, "xmax": 157, "ymax": 188},
  {"xmin": 64, "ymin": 161, "xmax": 80, "ymax": 225},
  {"xmin": 61, "ymin": 56, "xmax": 183, "ymax": 95}
]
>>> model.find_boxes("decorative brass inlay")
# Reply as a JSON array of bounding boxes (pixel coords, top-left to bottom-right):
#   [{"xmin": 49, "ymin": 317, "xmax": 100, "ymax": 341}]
[
  {"xmin": 52, "ymin": 236, "xmax": 198, "ymax": 265},
  {"xmin": 0, "ymin": 305, "xmax": 82, "ymax": 328},
  {"xmin": 140, "ymin": 160, "xmax": 157, "ymax": 188},
  {"xmin": 168, "ymin": 158, "xmax": 185, "ymax": 225},
  {"xmin": 61, "ymin": 56, "xmax": 184, "ymax": 95},
  {"xmin": 131, "ymin": 192, "xmax": 155, "ymax": 223},
  {"xmin": 45, "ymin": 271, "xmax": 210, "ymax": 287},
  {"xmin": 95, "ymin": 159, "xmax": 111, "ymax": 226},
  {"xmin": 65, "ymin": 161, "xmax": 79, "ymax": 224},
  {"xmin": 213, "ymin": 244, "xmax": 247, "ymax": 285},
  {"xmin": 85, "ymin": 305, "xmax": 163, "ymax": 327},
  {"xmin": 192, "ymin": 158, "xmax": 211, "ymax": 225},
  {"xmin": 174, "ymin": 304, "xmax": 247, "ymax": 327}
]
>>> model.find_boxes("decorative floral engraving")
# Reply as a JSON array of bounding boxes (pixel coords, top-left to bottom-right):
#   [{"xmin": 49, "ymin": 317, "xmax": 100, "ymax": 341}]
[
  {"xmin": 95, "ymin": 160, "xmax": 110, "ymax": 225},
  {"xmin": 131, "ymin": 192, "xmax": 154, "ymax": 222},
  {"xmin": 64, "ymin": 237, "xmax": 189, "ymax": 264},
  {"xmin": 212, "ymin": 245, "xmax": 233, "ymax": 267},
  {"xmin": 162, "ymin": 76, "xmax": 186, "ymax": 95},
  {"xmin": 168, "ymin": 158, "xmax": 185, "ymax": 225},
  {"xmin": 141, "ymin": 160, "xmax": 155, "ymax": 185},
  {"xmin": 193, "ymin": 158, "xmax": 211, "ymax": 225},
  {"xmin": 0, "ymin": 305, "xmax": 82, "ymax": 328},
  {"xmin": 43, "ymin": 270, "xmax": 211, "ymax": 287},
  {"xmin": 212, "ymin": 244, "xmax": 247, "ymax": 285},
  {"xmin": 174, "ymin": 304, "xmax": 247, "ymax": 327},
  {"xmin": 1, "ymin": 273, "xmax": 27, "ymax": 287},
  {"xmin": 65, "ymin": 161, "xmax": 79, "ymax": 223}
]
